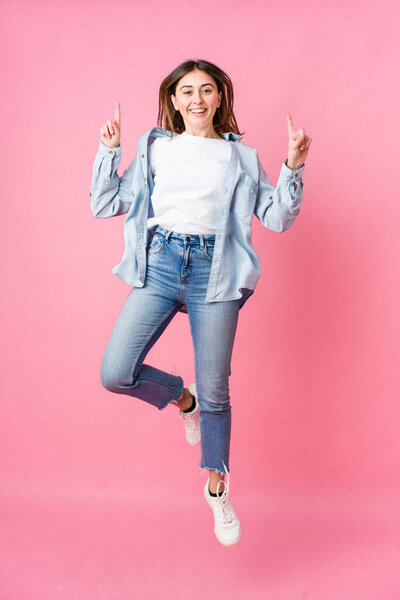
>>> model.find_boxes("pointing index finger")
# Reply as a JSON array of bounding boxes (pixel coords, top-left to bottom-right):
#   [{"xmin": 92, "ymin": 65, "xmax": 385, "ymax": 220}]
[
  {"xmin": 115, "ymin": 100, "xmax": 121, "ymax": 128},
  {"xmin": 287, "ymin": 113, "xmax": 295, "ymax": 137}
]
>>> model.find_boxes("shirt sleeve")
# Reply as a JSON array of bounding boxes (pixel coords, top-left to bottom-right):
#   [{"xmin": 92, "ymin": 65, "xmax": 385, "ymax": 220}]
[
  {"xmin": 90, "ymin": 141, "xmax": 137, "ymax": 218},
  {"xmin": 148, "ymin": 138, "xmax": 157, "ymax": 178},
  {"xmin": 253, "ymin": 153, "xmax": 305, "ymax": 233}
]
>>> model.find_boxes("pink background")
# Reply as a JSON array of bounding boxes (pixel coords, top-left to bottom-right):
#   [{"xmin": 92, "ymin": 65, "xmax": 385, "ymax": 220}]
[{"xmin": 1, "ymin": 0, "xmax": 400, "ymax": 598}]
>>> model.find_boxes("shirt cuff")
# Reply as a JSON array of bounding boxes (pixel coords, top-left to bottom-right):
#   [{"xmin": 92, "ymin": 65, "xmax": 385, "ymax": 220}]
[
  {"xmin": 282, "ymin": 159, "xmax": 305, "ymax": 179},
  {"xmin": 98, "ymin": 140, "xmax": 121, "ymax": 158}
]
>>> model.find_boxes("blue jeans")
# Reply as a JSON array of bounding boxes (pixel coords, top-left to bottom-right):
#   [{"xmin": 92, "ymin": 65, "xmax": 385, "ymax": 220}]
[{"xmin": 100, "ymin": 225, "xmax": 241, "ymax": 475}]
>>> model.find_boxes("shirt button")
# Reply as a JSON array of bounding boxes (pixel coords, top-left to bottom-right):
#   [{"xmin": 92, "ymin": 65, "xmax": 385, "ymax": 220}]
[
  {"xmin": 144, "ymin": 177, "xmax": 147, "ymax": 181},
  {"xmin": 295, "ymin": 172, "xmax": 298, "ymax": 177},
  {"xmin": 141, "ymin": 154, "xmax": 144, "ymax": 158},
  {"xmin": 108, "ymin": 151, "xmax": 113, "ymax": 155}
]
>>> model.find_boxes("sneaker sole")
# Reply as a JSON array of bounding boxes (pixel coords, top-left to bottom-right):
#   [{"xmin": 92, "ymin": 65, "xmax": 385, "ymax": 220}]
[{"xmin": 188, "ymin": 436, "xmax": 201, "ymax": 446}]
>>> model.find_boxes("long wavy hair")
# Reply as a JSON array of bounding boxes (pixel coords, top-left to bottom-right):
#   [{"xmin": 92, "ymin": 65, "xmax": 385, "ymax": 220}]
[{"xmin": 157, "ymin": 59, "xmax": 244, "ymax": 138}]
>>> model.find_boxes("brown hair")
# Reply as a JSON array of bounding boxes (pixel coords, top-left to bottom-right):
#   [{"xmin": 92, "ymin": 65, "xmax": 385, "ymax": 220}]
[{"xmin": 157, "ymin": 59, "xmax": 244, "ymax": 138}]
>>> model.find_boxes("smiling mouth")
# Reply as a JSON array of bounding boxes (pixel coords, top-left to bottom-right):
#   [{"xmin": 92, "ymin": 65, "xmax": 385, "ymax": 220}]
[{"xmin": 190, "ymin": 109, "xmax": 206, "ymax": 114}]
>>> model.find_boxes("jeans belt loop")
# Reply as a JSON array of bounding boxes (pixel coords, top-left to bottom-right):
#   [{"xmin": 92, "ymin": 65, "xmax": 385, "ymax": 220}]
[
  {"xmin": 199, "ymin": 234, "xmax": 205, "ymax": 250},
  {"xmin": 165, "ymin": 230, "xmax": 172, "ymax": 243}
]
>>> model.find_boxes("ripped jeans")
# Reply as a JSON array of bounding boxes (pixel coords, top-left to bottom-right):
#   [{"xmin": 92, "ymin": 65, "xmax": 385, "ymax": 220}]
[{"xmin": 100, "ymin": 225, "xmax": 241, "ymax": 475}]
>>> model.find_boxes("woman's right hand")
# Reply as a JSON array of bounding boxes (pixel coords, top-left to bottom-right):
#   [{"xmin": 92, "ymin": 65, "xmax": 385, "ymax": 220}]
[{"xmin": 99, "ymin": 101, "xmax": 121, "ymax": 148}]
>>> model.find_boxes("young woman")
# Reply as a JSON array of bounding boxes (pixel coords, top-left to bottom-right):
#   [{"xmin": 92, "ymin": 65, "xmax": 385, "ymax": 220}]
[{"xmin": 90, "ymin": 59, "xmax": 311, "ymax": 546}]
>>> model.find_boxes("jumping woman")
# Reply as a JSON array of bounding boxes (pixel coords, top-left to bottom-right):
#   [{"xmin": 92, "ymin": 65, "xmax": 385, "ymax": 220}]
[{"xmin": 90, "ymin": 58, "xmax": 312, "ymax": 546}]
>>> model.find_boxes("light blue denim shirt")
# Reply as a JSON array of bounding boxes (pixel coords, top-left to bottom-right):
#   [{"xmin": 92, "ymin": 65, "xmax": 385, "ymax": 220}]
[{"xmin": 90, "ymin": 126, "xmax": 305, "ymax": 313}]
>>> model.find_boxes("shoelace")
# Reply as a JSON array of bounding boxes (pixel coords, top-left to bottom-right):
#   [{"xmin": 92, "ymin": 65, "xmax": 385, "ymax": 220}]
[{"xmin": 213, "ymin": 461, "xmax": 235, "ymax": 525}]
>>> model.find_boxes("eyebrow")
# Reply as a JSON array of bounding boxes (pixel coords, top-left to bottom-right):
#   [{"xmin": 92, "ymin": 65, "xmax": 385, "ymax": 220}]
[{"xmin": 179, "ymin": 83, "xmax": 215, "ymax": 90}]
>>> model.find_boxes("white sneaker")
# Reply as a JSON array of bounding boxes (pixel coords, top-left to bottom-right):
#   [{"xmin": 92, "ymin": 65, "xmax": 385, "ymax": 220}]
[
  {"xmin": 203, "ymin": 461, "xmax": 241, "ymax": 546},
  {"xmin": 179, "ymin": 383, "xmax": 201, "ymax": 445}
]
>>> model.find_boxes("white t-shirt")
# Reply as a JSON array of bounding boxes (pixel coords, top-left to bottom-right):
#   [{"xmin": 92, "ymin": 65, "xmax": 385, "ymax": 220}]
[{"xmin": 147, "ymin": 130, "xmax": 232, "ymax": 235}]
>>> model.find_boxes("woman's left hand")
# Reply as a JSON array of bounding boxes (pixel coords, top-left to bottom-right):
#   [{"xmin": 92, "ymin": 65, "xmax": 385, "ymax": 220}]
[{"xmin": 286, "ymin": 114, "xmax": 312, "ymax": 170}]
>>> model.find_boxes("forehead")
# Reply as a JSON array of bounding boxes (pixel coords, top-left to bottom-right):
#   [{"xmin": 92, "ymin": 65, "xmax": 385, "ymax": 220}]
[{"xmin": 177, "ymin": 69, "xmax": 217, "ymax": 88}]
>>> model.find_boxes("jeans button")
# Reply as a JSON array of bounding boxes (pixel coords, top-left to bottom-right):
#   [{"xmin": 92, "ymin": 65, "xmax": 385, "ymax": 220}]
[{"xmin": 185, "ymin": 236, "xmax": 191, "ymax": 242}]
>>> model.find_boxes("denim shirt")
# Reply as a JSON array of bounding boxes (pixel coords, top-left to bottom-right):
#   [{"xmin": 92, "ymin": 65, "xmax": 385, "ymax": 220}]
[{"xmin": 90, "ymin": 126, "xmax": 305, "ymax": 313}]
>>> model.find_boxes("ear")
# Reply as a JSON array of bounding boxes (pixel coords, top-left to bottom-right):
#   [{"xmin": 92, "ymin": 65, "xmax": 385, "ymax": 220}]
[
  {"xmin": 217, "ymin": 90, "xmax": 222, "ymax": 107},
  {"xmin": 171, "ymin": 94, "xmax": 178, "ymax": 111}
]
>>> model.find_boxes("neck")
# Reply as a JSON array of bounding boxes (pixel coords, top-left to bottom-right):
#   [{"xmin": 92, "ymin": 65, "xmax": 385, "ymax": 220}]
[{"xmin": 183, "ymin": 126, "xmax": 221, "ymax": 139}]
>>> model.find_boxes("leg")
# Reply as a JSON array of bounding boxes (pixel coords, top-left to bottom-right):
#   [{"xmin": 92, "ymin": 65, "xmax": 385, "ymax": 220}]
[
  {"xmin": 186, "ymin": 295, "xmax": 240, "ymax": 489},
  {"xmin": 170, "ymin": 387, "xmax": 195, "ymax": 410},
  {"xmin": 100, "ymin": 285, "xmax": 184, "ymax": 410}
]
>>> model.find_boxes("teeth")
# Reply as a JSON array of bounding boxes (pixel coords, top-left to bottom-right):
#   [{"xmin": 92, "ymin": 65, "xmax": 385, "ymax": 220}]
[{"xmin": 191, "ymin": 109, "xmax": 206, "ymax": 113}]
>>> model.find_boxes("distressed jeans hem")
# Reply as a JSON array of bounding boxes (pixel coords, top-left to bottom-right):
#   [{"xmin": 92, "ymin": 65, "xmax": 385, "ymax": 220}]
[
  {"xmin": 199, "ymin": 462, "xmax": 229, "ymax": 476},
  {"xmin": 157, "ymin": 377, "xmax": 184, "ymax": 410}
]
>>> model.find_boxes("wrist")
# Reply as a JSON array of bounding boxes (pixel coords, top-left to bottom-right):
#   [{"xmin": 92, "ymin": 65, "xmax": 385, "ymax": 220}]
[{"xmin": 286, "ymin": 158, "xmax": 304, "ymax": 170}]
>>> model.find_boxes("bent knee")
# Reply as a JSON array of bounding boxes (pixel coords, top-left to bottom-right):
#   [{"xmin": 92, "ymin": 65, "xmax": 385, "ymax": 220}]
[
  {"xmin": 100, "ymin": 348, "xmax": 142, "ymax": 392},
  {"xmin": 100, "ymin": 367, "xmax": 118, "ymax": 392},
  {"xmin": 100, "ymin": 357, "xmax": 126, "ymax": 392}
]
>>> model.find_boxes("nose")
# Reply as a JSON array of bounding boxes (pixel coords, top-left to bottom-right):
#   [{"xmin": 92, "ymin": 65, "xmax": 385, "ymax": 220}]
[{"xmin": 192, "ymin": 91, "xmax": 203, "ymax": 104}]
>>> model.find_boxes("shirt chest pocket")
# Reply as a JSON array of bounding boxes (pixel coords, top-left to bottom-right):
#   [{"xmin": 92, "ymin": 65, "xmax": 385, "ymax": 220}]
[{"xmin": 229, "ymin": 172, "xmax": 258, "ymax": 224}]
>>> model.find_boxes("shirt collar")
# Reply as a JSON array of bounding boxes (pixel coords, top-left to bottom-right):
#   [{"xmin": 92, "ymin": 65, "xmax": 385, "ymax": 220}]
[{"xmin": 219, "ymin": 131, "xmax": 242, "ymax": 141}]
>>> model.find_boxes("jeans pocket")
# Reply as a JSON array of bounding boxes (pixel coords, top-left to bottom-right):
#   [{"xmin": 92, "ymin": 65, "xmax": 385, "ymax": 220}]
[
  {"xmin": 202, "ymin": 241, "xmax": 215, "ymax": 262},
  {"xmin": 148, "ymin": 233, "xmax": 166, "ymax": 255}
]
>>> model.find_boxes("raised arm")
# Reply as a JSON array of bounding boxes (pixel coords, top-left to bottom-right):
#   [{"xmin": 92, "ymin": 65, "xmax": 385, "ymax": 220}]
[
  {"xmin": 253, "ymin": 114, "xmax": 311, "ymax": 233},
  {"xmin": 90, "ymin": 101, "xmax": 136, "ymax": 218}
]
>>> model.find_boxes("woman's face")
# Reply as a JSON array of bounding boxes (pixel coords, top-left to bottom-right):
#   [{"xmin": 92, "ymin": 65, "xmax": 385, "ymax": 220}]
[{"xmin": 170, "ymin": 69, "xmax": 222, "ymax": 136}]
